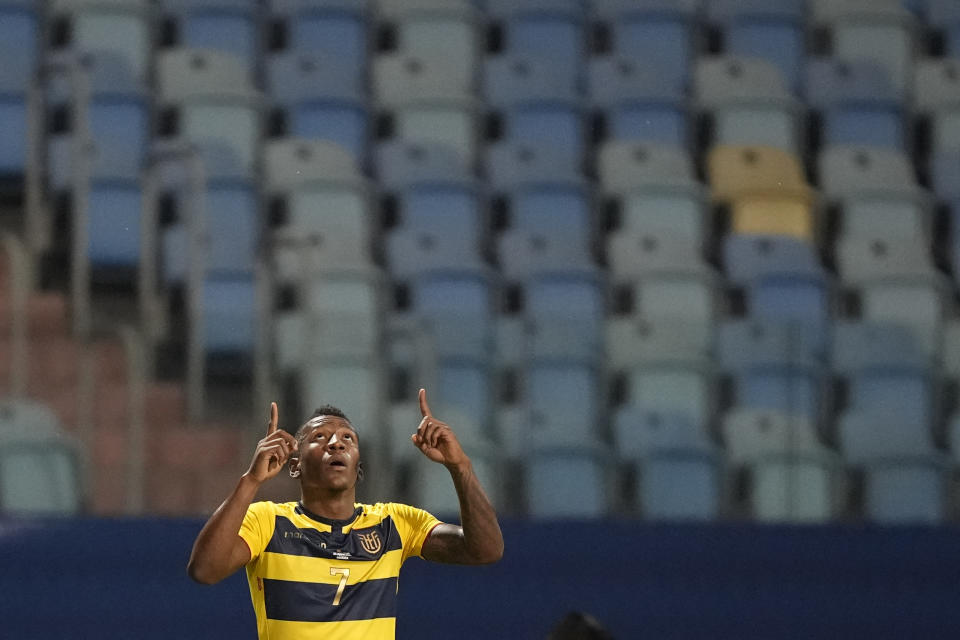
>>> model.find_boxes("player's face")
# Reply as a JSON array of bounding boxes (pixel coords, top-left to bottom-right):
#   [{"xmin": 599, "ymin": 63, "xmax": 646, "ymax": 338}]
[{"xmin": 297, "ymin": 416, "xmax": 360, "ymax": 490}]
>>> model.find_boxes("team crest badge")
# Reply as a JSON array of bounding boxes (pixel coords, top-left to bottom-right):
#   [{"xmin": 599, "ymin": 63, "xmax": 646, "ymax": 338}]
[{"xmin": 357, "ymin": 531, "xmax": 382, "ymax": 555}]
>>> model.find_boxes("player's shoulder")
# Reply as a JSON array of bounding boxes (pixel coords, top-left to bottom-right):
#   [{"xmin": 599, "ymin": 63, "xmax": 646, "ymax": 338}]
[
  {"xmin": 248, "ymin": 500, "xmax": 299, "ymax": 517},
  {"xmin": 359, "ymin": 501, "xmax": 427, "ymax": 519}
]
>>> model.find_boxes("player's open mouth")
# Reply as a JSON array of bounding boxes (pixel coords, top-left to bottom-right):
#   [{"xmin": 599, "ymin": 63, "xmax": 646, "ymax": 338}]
[{"xmin": 329, "ymin": 460, "xmax": 347, "ymax": 468}]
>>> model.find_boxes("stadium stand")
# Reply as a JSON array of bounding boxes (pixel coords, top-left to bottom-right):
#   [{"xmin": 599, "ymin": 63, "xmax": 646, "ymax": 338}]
[{"xmin": 2, "ymin": 0, "xmax": 960, "ymax": 527}]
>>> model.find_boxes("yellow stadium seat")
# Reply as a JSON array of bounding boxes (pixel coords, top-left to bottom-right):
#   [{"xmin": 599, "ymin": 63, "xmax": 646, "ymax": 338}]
[
  {"xmin": 708, "ymin": 145, "xmax": 813, "ymax": 204},
  {"xmin": 731, "ymin": 198, "xmax": 814, "ymax": 240}
]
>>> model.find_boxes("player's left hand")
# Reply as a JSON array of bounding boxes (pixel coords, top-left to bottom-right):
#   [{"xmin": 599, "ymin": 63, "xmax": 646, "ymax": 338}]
[{"xmin": 411, "ymin": 388, "xmax": 468, "ymax": 468}]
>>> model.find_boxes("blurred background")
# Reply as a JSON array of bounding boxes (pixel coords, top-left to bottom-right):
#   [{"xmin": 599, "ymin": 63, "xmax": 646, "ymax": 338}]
[{"xmin": 2, "ymin": 0, "xmax": 960, "ymax": 637}]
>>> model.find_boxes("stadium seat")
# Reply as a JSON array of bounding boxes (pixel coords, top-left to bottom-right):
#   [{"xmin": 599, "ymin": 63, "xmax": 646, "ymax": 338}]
[
  {"xmin": 606, "ymin": 228, "xmax": 708, "ymax": 284},
  {"xmin": 273, "ymin": 268, "xmax": 383, "ymax": 372},
  {"xmin": 943, "ymin": 320, "xmax": 960, "ymax": 376},
  {"xmin": 526, "ymin": 362, "xmax": 603, "ymax": 448},
  {"xmin": 202, "ymin": 274, "xmax": 257, "ymax": 357},
  {"xmin": 46, "ymin": 50, "xmax": 149, "ymax": 191},
  {"xmin": 265, "ymin": 139, "xmax": 373, "ymax": 281},
  {"xmin": 588, "ymin": 57, "xmax": 688, "ymax": 146},
  {"xmin": 299, "ymin": 359, "xmax": 384, "ymax": 443},
  {"xmin": 623, "ymin": 363, "xmax": 714, "ymax": 428},
  {"xmin": 811, "ymin": 0, "xmax": 916, "ymax": 95},
  {"xmin": 722, "ymin": 235, "xmax": 822, "ymax": 284},
  {"xmin": 486, "ymin": 141, "xmax": 591, "ymax": 239},
  {"xmin": 51, "ymin": 0, "xmax": 152, "ymax": 82},
  {"xmin": 928, "ymin": 0, "xmax": 960, "ymax": 55},
  {"xmin": 914, "ymin": 58, "xmax": 960, "ymax": 156},
  {"xmin": 593, "ymin": 0, "xmax": 698, "ymax": 90},
  {"xmin": 708, "ymin": 145, "xmax": 815, "ymax": 240},
  {"xmin": 409, "ymin": 450, "xmax": 498, "ymax": 518},
  {"xmin": 839, "ymin": 411, "xmax": 947, "ymax": 523},
  {"xmin": 0, "ymin": 399, "xmax": 83, "ymax": 515},
  {"xmin": 378, "ymin": 0, "xmax": 481, "ymax": 91},
  {"xmin": 598, "ymin": 142, "xmax": 708, "ymax": 244},
  {"xmin": 717, "ymin": 318, "xmax": 824, "ymax": 370},
  {"xmin": 525, "ymin": 446, "xmax": 610, "ymax": 519},
  {"xmin": 498, "ymin": 228, "xmax": 594, "ymax": 282},
  {"xmin": 632, "ymin": 272, "xmax": 719, "ymax": 327},
  {"xmin": 156, "ymin": 48, "xmax": 264, "ymax": 177},
  {"xmin": 614, "ymin": 408, "xmax": 712, "ymax": 461},
  {"xmin": 267, "ymin": 52, "xmax": 368, "ymax": 159},
  {"xmin": 709, "ymin": 0, "xmax": 806, "ymax": 91},
  {"xmin": 0, "ymin": 1, "xmax": 37, "ymax": 175},
  {"xmin": 522, "ymin": 271, "xmax": 605, "ymax": 362},
  {"xmin": 723, "ymin": 409, "xmax": 836, "ymax": 522},
  {"xmin": 486, "ymin": 0, "xmax": 586, "ymax": 80},
  {"xmin": 161, "ymin": 0, "xmax": 260, "ymax": 69},
  {"xmin": 818, "ymin": 145, "xmax": 932, "ymax": 240},
  {"xmin": 605, "ymin": 317, "xmax": 712, "ymax": 370},
  {"xmin": 832, "ymin": 321, "xmax": 931, "ymax": 373},
  {"xmin": 484, "ymin": 55, "xmax": 586, "ymax": 162},
  {"xmin": 805, "ymin": 58, "xmax": 905, "ymax": 149},
  {"xmin": 376, "ymin": 140, "xmax": 484, "ymax": 242},
  {"xmin": 373, "ymin": 53, "xmax": 480, "ymax": 166},
  {"xmin": 269, "ymin": 0, "xmax": 369, "ymax": 76},
  {"xmin": 695, "ymin": 57, "xmax": 804, "ymax": 154}
]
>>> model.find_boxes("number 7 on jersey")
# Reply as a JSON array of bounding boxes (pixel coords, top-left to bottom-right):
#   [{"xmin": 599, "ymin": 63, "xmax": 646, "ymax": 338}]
[{"xmin": 330, "ymin": 567, "xmax": 350, "ymax": 606}]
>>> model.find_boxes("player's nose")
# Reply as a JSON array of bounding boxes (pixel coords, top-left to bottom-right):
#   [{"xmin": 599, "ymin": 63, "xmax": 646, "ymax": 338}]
[{"xmin": 327, "ymin": 434, "xmax": 346, "ymax": 450}]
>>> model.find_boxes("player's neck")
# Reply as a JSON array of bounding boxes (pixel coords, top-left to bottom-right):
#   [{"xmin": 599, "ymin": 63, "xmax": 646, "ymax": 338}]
[{"xmin": 299, "ymin": 485, "xmax": 358, "ymax": 521}]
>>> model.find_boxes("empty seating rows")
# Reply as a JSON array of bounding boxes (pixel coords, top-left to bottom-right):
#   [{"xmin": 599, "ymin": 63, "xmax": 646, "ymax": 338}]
[{"xmin": 2, "ymin": 0, "xmax": 960, "ymax": 523}]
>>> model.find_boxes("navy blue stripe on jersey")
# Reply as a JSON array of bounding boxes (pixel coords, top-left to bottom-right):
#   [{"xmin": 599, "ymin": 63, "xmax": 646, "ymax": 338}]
[
  {"xmin": 263, "ymin": 576, "xmax": 398, "ymax": 622},
  {"xmin": 265, "ymin": 515, "xmax": 403, "ymax": 561}
]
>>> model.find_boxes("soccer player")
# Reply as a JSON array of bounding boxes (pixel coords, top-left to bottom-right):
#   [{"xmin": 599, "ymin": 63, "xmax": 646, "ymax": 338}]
[{"xmin": 187, "ymin": 388, "xmax": 504, "ymax": 639}]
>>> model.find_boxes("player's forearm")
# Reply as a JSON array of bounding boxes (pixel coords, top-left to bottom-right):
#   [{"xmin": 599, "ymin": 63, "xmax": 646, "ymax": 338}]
[
  {"xmin": 447, "ymin": 459, "xmax": 504, "ymax": 564},
  {"xmin": 187, "ymin": 473, "xmax": 259, "ymax": 584}
]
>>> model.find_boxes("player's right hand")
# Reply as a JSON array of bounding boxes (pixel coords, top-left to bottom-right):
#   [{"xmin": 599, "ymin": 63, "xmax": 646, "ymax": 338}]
[{"xmin": 245, "ymin": 402, "xmax": 298, "ymax": 484}]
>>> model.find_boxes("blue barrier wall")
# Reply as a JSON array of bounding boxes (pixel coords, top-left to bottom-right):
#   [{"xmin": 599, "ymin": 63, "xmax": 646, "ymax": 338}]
[{"xmin": 2, "ymin": 518, "xmax": 959, "ymax": 639}]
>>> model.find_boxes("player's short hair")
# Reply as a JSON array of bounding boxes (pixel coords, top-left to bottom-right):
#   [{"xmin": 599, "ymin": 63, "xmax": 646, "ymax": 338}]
[{"xmin": 294, "ymin": 405, "xmax": 356, "ymax": 443}]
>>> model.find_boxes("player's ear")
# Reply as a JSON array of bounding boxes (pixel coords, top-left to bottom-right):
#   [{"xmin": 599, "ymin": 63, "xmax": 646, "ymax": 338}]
[
  {"xmin": 357, "ymin": 460, "xmax": 365, "ymax": 482},
  {"xmin": 289, "ymin": 455, "xmax": 301, "ymax": 478}
]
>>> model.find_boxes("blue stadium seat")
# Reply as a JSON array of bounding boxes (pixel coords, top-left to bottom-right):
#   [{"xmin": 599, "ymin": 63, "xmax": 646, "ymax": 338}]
[
  {"xmin": 839, "ymin": 410, "xmax": 947, "ymax": 524},
  {"xmin": 0, "ymin": 51, "xmax": 31, "ymax": 176},
  {"xmin": 486, "ymin": 141, "xmax": 590, "ymax": 239},
  {"xmin": 710, "ymin": 0, "xmax": 806, "ymax": 91},
  {"xmin": 299, "ymin": 359, "xmax": 383, "ymax": 439},
  {"xmin": 0, "ymin": 1, "xmax": 38, "ymax": 75},
  {"xmin": 486, "ymin": 0, "xmax": 586, "ymax": 80},
  {"xmin": 929, "ymin": 0, "xmax": 960, "ymax": 55},
  {"xmin": 718, "ymin": 318, "xmax": 824, "ymax": 370},
  {"xmin": 525, "ymin": 446, "xmax": 610, "ymax": 518},
  {"xmin": 526, "ymin": 362, "xmax": 602, "ymax": 448},
  {"xmin": 498, "ymin": 228, "xmax": 593, "ymax": 282},
  {"xmin": 588, "ymin": 57, "xmax": 688, "ymax": 146},
  {"xmin": 376, "ymin": 141, "xmax": 483, "ymax": 242},
  {"xmin": 723, "ymin": 235, "xmax": 824, "ymax": 284},
  {"xmin": 162, "ymin": 0, "xmax": 259, "ymax": 69},
  {"xmin": 806, "ymin": 58, "xmax": 905, "ymax": 149},
  {"xmin": 484, "ymin": 55, "xmax": 586, "ymax": 161},
  {"xmin": 523, "ymin": 270, "xmax": 605, "ymax": 362},
  {"xmin": 270, "ymin": 0, "xmax": 369, "ymax": 77},
  {"xmin": 202, "ymin": 274, "xmax": 256, "ymax": 356},
  {"xmin": 434, "ymin": 360, "xmax": 494, "ymax": 432},
  {"xmin": 594, "ymin": 0, "xmax": 697, "ymax": 90},
  {"xmin": 46, "ymin": 50, "xmax": 149, "ymax": 191},
  {"xmin": 267, "ymin": 52, "xmax": 368, "ymax": 159}
]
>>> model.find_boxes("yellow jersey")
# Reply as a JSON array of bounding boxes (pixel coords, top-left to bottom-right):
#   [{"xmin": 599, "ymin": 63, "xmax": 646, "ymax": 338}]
[{"xmin": 238, "ymin": 500, "xmax": 441, "ymax": 640}]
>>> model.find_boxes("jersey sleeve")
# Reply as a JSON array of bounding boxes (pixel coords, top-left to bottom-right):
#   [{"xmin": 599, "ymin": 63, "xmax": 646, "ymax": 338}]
[
  {"xmin": 388, "ymin": 503, "xmax": 442, "ymax": 563},
  {"xmin": 238, "ymin": 501, "xmax": 275, "ymax": 563}
]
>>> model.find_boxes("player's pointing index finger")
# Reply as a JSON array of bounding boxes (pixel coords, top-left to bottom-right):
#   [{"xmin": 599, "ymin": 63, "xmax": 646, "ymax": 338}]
[
  {"xmin": 267, "ymin": 402, "xmax": 278, "ymax": 436},
  {"xmin": 418, "ymin": 388, "xmax": 432, "ymax": 418}
]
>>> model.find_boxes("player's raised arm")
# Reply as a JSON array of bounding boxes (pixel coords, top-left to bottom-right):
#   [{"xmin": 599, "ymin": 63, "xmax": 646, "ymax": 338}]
[
  {"xmin": 187, "ymin": 402, "xmax": 299, "ymax": 584},
  {"xmin": 412, "ymin": 389, "xmax": 504, "ymax": 565}
]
